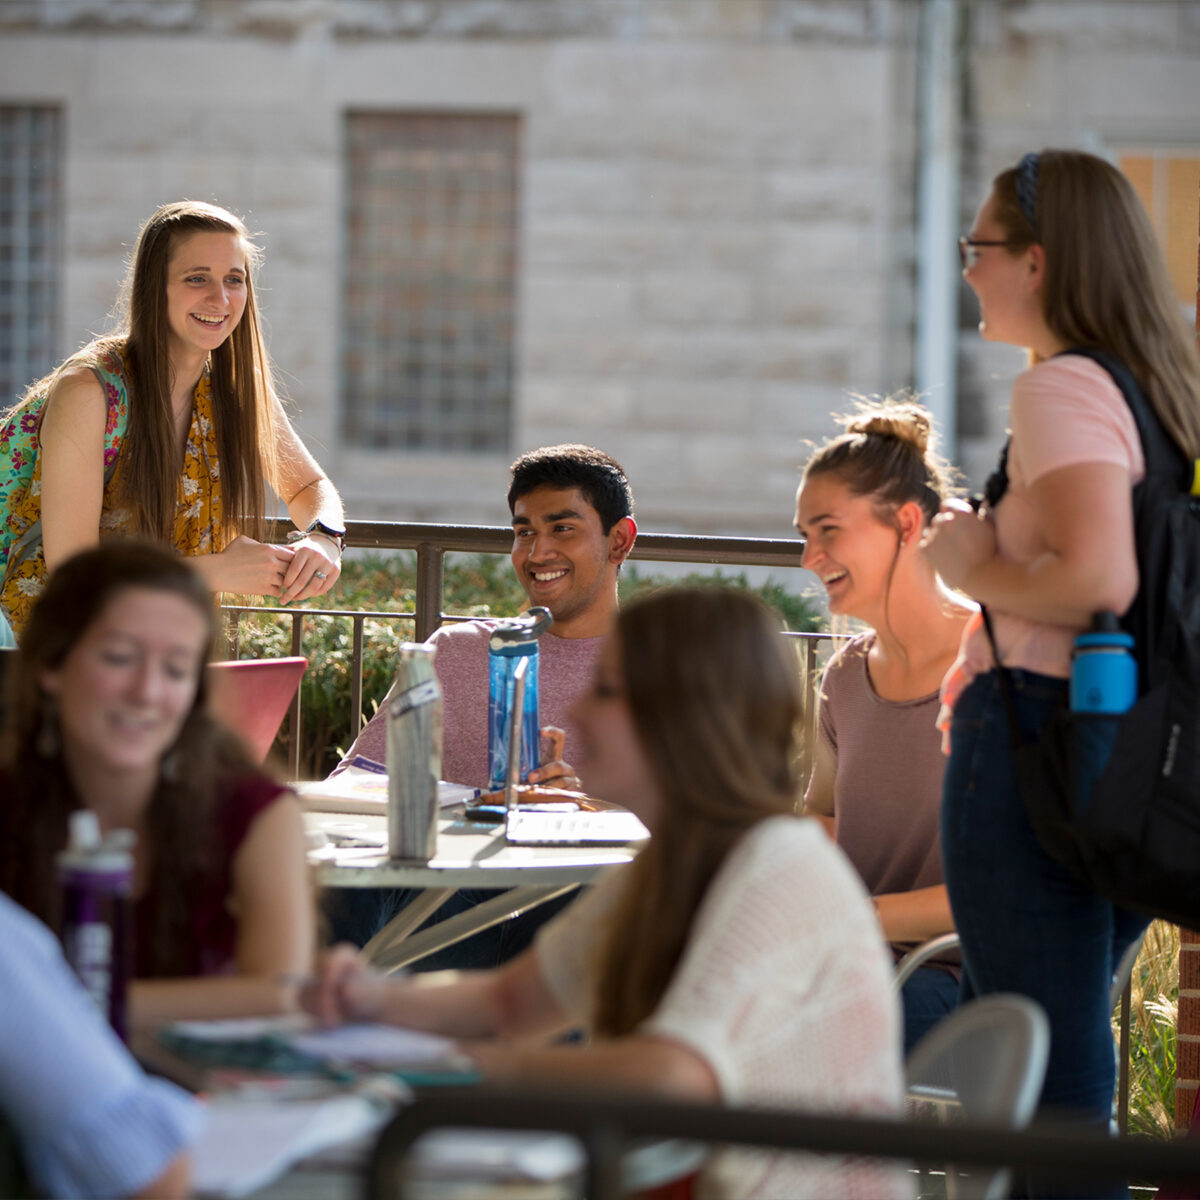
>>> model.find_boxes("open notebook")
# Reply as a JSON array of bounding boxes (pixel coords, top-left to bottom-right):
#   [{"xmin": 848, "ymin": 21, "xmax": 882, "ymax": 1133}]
[
  {"xmin": 208, "ymin": 657, "xmax": 308, "ymax": 764},
  {"xmin": 502, "ymin": 657, "xmax": 648, "ymax": 847}
]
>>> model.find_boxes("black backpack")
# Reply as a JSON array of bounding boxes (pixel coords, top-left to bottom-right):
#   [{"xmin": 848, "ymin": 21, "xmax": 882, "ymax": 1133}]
[{"xmin": 985, "ymin": 346, "xmax": 1200, "ymax": 927}]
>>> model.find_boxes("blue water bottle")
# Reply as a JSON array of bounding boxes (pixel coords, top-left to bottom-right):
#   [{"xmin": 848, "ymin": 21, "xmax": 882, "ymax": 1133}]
[
  {"xmin": 487, "ymin": 606, "xmax": 553, "ymax": 790},
  {"xmin": 1071, "ymin": 612, "xmax": 1137, "ymax": 714},
  {"xmin": 56, "ymin": 810, "xmax": 136, "ymax": 1042}
]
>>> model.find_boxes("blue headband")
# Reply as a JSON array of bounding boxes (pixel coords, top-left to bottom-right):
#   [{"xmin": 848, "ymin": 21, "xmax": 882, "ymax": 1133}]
[{"xmin": 1015, "ymin": 152, "xmax": 1040, "ymax": 234}]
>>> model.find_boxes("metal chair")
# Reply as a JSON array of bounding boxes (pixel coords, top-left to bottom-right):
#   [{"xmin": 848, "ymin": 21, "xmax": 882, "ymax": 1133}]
[
  {"xmin": 905, "ymin": 993, "xmax": 1050, "ymax": 1200},
  {"xmin": 894, "ymin": 932, "xmax": 962, "ymax": 992},
  {"xmin": 894, "ymin": 930, "xmax": 1143, "ymax": 1012}
]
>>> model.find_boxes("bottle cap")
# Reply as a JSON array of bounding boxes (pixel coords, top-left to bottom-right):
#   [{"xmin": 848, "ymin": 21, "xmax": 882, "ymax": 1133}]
[
  {"xmin": 57, "ymin": 813, "xmax": 136, "ymax": 873},
  {"xmin": 1075, "ymin": 630, "xmax": 1134, "ymax": 649},
  {"xmin": 68, "ymin": 809, "xmax": 101, "ymax": 852},
  {"xmin": 489, "ymin": 606, "xmax": 554, "ymax": 649},
  {"xmin": 397, "ymin": 643, "xmax": 436, "ymax": 660}
]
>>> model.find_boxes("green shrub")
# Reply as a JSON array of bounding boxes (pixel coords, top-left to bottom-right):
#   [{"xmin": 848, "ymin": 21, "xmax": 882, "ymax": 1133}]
[{"xmin": 225, "ymin": 551, "xmax": 821, "ymax": 777}]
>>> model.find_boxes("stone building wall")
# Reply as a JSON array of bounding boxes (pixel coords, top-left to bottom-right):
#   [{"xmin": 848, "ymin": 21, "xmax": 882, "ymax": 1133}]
[
  {"xmin": 1, "ymin": 0, "xmax": 1198, "ymax": 538},
  {"xmin": 0, "ymin": 0, "xmax": 921, "ymax": 535}
]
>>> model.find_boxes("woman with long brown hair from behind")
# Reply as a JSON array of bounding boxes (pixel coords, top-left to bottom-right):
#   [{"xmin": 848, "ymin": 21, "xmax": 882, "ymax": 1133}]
[
  {"xmin": 306, "ymin": 587, "xmax": 910, "ymax": 1199},
  {"xmin": 0, "ymin": 540, "xmax": 314, "ymax": 1031},
  {"xmin": 0, "ymin": 199, "xmax": 345, "ymax": 641}
]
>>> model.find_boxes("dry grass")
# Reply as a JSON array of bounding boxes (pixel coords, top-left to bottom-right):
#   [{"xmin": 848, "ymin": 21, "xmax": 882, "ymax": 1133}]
[{"xmin": 1116, "ymin": 919, "xmax": 1179, "ymax": 1140}]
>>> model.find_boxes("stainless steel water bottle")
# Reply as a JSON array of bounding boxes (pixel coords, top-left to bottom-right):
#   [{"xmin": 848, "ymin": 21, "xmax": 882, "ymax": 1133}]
[
  {"xmin": 57, "ymin": 810, "xmax": 135, "ymax": 1041},
  {"xmin": 386, "ymin": 643, "xmax": 443, "ymax": 861}
]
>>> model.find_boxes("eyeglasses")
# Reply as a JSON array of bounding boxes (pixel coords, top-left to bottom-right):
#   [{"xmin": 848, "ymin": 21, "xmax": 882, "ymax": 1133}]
[{"xmin": 957, "ymin": 236, "xmax": 1019, "ymax": 269}]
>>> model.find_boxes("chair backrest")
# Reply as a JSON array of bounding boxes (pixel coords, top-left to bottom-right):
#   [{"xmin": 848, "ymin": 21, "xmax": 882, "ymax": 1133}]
[
  {"xmin": 905, "ymin": 993, "xmax": 1049, "ymax": 1200},
  {"xmin": 1110, "ymin": 932, "xmax": 1145, "ymax": 1012},
  {"xmin": 893, "ymin": 931, "xmax": 962, "ymax": 992},
  {"xmin": 207, "ymin": 657, "xmax": 307, "ymax": 764}
]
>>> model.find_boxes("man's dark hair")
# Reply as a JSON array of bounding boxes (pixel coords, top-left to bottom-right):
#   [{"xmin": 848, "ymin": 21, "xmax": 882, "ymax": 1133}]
[{"xmin": 507, "ymin": 444, "xmax": 634, "ymax": 533}]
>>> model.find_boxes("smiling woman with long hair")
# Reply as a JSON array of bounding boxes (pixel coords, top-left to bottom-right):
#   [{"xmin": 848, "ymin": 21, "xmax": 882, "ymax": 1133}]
[
  {"xmin": 0, "ymin": 200, "xmax": 345, "ymax": 641},
  {"xmin": 306, "ymin": 587, "xmax": 909, "ymax": 1199},
  {"xmin": 0, "ymin": 540, "xmax": 314, "ymax": 1031}
]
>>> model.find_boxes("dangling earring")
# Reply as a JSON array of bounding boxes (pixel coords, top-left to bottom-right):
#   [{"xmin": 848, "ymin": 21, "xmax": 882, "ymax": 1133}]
[
  {"xmin": 36, "ymin": 700, "xmax": 60, "ymax": 759},
  {"xmin": 160, "ymin": 748, "xmax": 181, "ymax": 784}
]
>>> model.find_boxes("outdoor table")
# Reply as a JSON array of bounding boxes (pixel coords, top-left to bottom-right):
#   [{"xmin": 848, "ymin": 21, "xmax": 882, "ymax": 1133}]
[{"xmin": 307, "ymin": 808, "xmax": 639, "ymax": 973}]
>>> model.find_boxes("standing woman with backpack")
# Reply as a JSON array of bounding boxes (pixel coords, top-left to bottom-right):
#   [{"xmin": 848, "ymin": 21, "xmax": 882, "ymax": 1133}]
[
  {"xmin": 0, "ymin": 199, "xmax": 345, "ymax": 642},
  {"xmin": 924, "ymin": 149, "xmax": 1200, "ymax": 1192}
]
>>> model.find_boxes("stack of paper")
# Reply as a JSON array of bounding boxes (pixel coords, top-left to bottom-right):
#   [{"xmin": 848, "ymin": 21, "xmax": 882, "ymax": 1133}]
[{"xmin": 296, "ymin": 760, "xmax": 479, "ymax": 815}]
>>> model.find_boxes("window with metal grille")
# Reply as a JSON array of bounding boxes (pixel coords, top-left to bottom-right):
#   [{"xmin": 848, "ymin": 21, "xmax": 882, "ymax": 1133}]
[
  {"xmin": 342, "ymin": 112, "xmax": 520, "ymax": 453},
  {"xmin": 0, "ymin": 106, "xmax": 62, "ymax": 409},
  {"xmin": 1119, "ymin": 148, "xmax": 1200, "ymax": 321}
]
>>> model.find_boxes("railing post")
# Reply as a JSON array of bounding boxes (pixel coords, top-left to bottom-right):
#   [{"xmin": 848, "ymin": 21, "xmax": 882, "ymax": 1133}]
[
  {"xmin": 414, "ymin": 542, "xmax": 446, "ymax": 643},
  {"xmin": 288, "ymin": 611, "xmax": 303, "ymax": 779},
  {"xmin": 351, "ymin": 613, "xmax": 366, "ymax": 736}
]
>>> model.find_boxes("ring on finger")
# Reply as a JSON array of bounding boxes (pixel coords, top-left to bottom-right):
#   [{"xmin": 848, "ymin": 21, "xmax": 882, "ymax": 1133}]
[{"xmin": 314, "ymin": 570, "xmax": 328, "ymax": 580}]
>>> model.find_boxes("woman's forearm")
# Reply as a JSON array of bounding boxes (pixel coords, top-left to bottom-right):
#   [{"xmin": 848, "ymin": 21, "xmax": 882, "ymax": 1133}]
[
  {"xmin": 874, "ymin": 885, "xmax": 955, "ymax": 945},
  {"xmin": 128, "ymin": 975, "xmax": 302, "ymax": 1034},
  {"xmin": 963, "ymin": 550, "xmax": 1136, "ymax": 628},
  {"xmin": 468, "ymin": 1034, "xmax": 720, "ymax": 1103}
]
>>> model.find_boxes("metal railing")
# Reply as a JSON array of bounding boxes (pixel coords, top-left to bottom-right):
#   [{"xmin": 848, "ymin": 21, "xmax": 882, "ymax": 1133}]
[
  {"xmin": 223, "ymin": 518, "xmax": 827, "ymax": 778},
  {"xmin": 366, "ymin": 1085, "xmax": 1200, "ymax": 1200}
]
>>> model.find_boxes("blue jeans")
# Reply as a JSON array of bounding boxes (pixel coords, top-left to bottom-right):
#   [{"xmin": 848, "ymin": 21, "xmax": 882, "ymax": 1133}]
[
  {"xmin": 942, "ymin": 669, "xmax": 1147, "ymax": 1198},
  {"xmin": 900, "ymin": 965, "xmax": 959, "ymax": 1056}
]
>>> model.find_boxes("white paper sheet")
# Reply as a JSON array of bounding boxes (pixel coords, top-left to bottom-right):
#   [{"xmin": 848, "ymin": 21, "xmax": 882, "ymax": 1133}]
[{"xmin": 192, "ymin": 1093, "xmax": 391, "ymax": 1197}]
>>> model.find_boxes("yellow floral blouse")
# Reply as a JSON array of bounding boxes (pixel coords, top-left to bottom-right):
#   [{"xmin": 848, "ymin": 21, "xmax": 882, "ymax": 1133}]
[{"xmin": 0, "ymin": 346, "xmax": 227, "ymax": 635}]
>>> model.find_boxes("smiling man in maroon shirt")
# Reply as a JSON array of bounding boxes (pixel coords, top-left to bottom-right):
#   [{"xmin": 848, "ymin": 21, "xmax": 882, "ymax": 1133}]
[{"xmin": 325, "ymin": 445, "xmax": 636, "ymax": 956}]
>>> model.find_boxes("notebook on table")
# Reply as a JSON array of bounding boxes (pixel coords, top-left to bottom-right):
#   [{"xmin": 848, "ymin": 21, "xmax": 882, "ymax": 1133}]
[
  {"xmin": 207, "ymin": 657, "xmax": 308, "ymax": 764},
  {"xmin": 501, "ymin": 657, "xmax": 648, "ymax": 847}
]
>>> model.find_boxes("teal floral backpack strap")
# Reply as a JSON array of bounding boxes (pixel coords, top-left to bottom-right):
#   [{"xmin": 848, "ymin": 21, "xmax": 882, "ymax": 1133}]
[{"xmin": 0, "ymin": 348, "xmax": 130, "ymax": 571}]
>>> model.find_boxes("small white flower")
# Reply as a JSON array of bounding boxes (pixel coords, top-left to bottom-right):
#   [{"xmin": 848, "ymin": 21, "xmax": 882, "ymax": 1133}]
[
  {"xmin": 182, "ymin": 476, "xmax": 199, "ymax": 497},
  {"xmin": 16, "ymin": 576, "xmax": 43, "ymax": 598}
]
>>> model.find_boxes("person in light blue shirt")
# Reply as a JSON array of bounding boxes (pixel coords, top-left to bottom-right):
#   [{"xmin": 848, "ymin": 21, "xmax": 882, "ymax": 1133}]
[{"xmin": 0, "ymin": 892, "xmax": 200, "ymax": 1198}]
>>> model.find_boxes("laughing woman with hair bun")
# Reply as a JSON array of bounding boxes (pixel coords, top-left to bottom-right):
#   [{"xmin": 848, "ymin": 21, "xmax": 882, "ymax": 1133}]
[{"xmin": 796, "ymin": 399, "xmax": 973, "ymax": 1054}]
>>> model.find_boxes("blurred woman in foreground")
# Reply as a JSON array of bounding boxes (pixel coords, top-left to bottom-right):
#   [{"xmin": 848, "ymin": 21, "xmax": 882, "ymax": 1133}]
[
  {"xmin": 308, "ymin": 587, "xmax": 910, "ymax": 1199},
  {"xmin": 0, "ymin": 540, "xmax": 313, "ymax": 1032}
]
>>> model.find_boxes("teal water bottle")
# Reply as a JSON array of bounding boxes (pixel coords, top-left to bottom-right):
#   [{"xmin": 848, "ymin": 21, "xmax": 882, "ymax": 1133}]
[
  {"xmin": 487, "ymin": 607, "xmax": 553, "ymax": 790},
  {"xmin": 1071, "ymin": 612, "xmax": 1137, "ymax": 714}
]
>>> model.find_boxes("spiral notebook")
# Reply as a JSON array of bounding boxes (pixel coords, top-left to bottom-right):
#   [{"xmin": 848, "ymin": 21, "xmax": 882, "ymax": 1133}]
[{"xmin": 502, "ymin": 658, "xmax": 647, "ymax": 847}]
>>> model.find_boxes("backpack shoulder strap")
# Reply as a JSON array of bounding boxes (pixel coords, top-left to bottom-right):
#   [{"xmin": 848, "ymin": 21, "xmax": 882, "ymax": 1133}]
[{"xmin": 1059, "ymin": 345, "xmax": 1190, "ymax": 490}]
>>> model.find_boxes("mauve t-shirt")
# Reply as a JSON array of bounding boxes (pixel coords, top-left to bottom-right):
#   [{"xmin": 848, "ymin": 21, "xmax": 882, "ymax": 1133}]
[
  {"xmin": 336, "ymin": 621, "xmax": 604, "ymax": 788},
  {"xmin": 805, "ymin": 632, "xmax": 952, "ymax": 966}
]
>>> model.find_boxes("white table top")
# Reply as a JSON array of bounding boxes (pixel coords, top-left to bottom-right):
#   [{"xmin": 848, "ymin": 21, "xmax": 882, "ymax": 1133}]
[{"xmin": 307, "ymin": 809, "xmax": 638, "ymax": 890}]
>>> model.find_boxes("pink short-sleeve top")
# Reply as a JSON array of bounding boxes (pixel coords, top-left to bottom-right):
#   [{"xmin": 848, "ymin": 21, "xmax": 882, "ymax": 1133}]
[{"xmin": 939, "ymin": 354, "xmax": 1144, "ymax": 726}]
